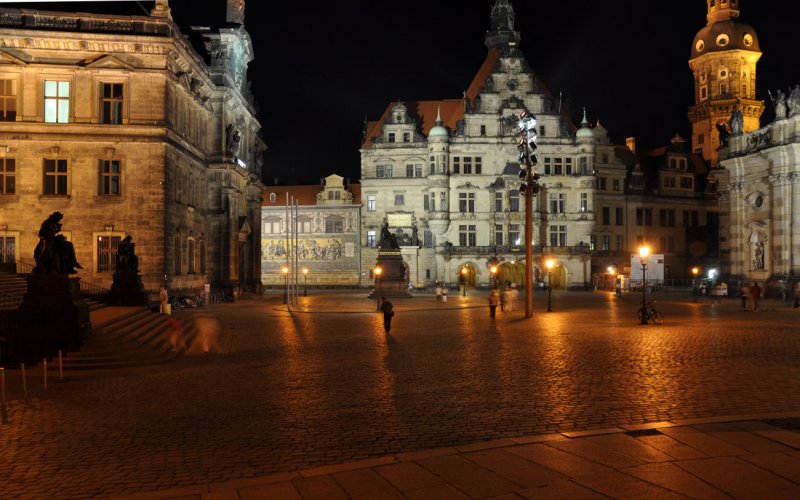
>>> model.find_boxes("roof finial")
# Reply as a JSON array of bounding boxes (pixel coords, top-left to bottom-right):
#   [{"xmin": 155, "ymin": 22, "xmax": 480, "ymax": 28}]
[
  {"xmin": 581, "ymin": 107, "xmax": 589, "ymax": 127},
  {"xmin": 435, "ymin": 106, "xmax": 443, "ymax": 125}
]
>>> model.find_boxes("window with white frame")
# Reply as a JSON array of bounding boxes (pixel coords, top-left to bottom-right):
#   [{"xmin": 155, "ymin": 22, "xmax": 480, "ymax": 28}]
[
  {"xmin": 0, "ymin": 158, "xmax": 15, "ymax": 194},
  {"xmin": 100, "ymin": 82, "xmax": 123, "ymax": 124},
  {"xmin": 44, "ymin": 80, "xmax": 70, "ymax": 123},
  {"xmin": 263, "ymin": 217, "xmax": 281, "ymax": 234},
  {"xmin": 367, "ymin": 195, "xmax": 376, "ymax": 212},
  {"xmin": 423, "ymin": 230, "xmax": 433, "ymax": 248},
  {"xmin": 495, "ymin": 224, "xmax": 503, "ymax": 246},
  {"xmin": 549, "ymin": 225, "xmax": 567, "ymax": 247},
  {"xmin": 549, "ymin": 193, "xmax": 566, "ymax": 214},
  {"xmin": 367, "ymin": 230, "xmax": 376, "ymax": 247},
  {"xmin": 440, "ymin": 192, "xmax": 447, "ymax": 212},
  {"xmin": 459, "ymin": 192, "xmax": 475, "ymax": 213},
  {"xmin": 97, "ymin": 234, "xmax": 121, "ymax": 273},
  {"xmin": 509, "ymin": 224, "xmax": 521, "ymax": 246},
  {"xmin": 580, "ymin": 193, "xmax": 588, "ymax": 213},
  {"xmin": 297, "ymin": 216, "xmax": 312, "ymax": 233},
  {"xmin": 0, "ymin": 79, "xmax": 17, "ymax": 121},
  {"xmin": 509, "ymin": 191, "xmax": 520, "ymax": 212},
  {"xmin": 495, "ymin": 191, "xmax": 503, "ymax": 212}
]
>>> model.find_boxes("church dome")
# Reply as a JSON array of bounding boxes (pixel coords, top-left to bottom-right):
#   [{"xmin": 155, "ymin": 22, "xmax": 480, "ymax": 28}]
[
  {"xmin": 691, "ymin": 19, "xmax": 759, "ymax": 59},
  {"xmin": 575, "ymin": 108, "xmax": 593, "ymax": 140}
]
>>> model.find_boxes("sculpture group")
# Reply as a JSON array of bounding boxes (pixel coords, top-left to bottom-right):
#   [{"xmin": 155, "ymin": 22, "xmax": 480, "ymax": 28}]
[
  {"xmin": 33, "ymin": 212, "xmax": 82, "ymax": 274},
  {"xmin": 769, "ymin": 84, "xmax": 800, "ymax": 121}
]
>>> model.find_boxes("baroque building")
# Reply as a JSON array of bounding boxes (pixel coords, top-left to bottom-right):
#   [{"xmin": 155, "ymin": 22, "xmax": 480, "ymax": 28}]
[
  {"xmin": 360, "ymin": 0, "xmax": 605, "ymax": 291},
  {"xmin": 688, "ymin": 0, "xmax": 764, "ymax": 166},
  {"xmin": 0, "ymin": 0, "xmax": 264, "ymax": 298},
  {"xmin": 261, "ymin": 175, "xmax": 362, "ymax": 287}
]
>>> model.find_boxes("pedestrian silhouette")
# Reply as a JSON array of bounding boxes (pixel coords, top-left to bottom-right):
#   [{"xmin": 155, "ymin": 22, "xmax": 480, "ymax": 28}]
[{"xmin": 380, "ymin": 297, "xmax": 394, "ymax": 333}]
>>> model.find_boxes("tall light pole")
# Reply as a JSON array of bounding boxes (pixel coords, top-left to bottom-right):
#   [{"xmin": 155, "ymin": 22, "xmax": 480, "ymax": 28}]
[
  {"xmin": 374, "ymin": 266, "xmax": 382, "ymax": 310},
  {"xmin": 639, "ymin": 246, "xmax": 650, "ymax": 325},
  {"xmin": 461, "ymin": 267, "xmax": 468, "ymax": 297},
  {"xmin": 513, "ymin": 112, "xmax": 541, "ymax": 319},
  {"xmin": 545, "ymin": 259, "xmax": 554, "ymax": 312},
  {"xmin": 490, "ymin": 265, "xmax": 498, "ymax": 289},
  {"xmin": 281, "ymin": 266, "xmax": 289, "ymax": 304},
  {"xmin": 303, "ymin": 268, "xmax": 308, "ymax": 296}
]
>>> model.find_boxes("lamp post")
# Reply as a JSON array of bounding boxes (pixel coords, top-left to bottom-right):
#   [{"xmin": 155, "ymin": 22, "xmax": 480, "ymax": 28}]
[
  {"xmin": 281, "ymin": 266, "xmax": 289, "ymax": 304},
  {"xmin": 374, "ymin": 266, "xmax": 382, "ymax": 310},
  {"xmin": 461, "ymin": 267, "xmax": 468, "ymax": 297},
  {"xmin": 691, "ymin": 266, "xmax": 700, "ymax": 302},
  {"xmin": 490, "ymin": 265, "xmax": 498, "ymax": 289},
  {"xmin": 545, "ymin": 259, "xmax": 554, "ymax": 312},
  {"xmin": 639, "ymin": 246, "xmax": 650, "ymax": 325},
  {"xmin": 303, "ymin": 268, "xmax": 308, "ymax": 296}
]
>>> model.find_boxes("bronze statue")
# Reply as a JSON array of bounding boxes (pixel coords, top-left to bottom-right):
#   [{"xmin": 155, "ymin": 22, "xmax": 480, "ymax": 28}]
[
  {"xmin": 379, "ymin": 222, "xmax": 399, "ymax": 249},
  {"xmin": 116, "ymin": 235, "xmax": 139, "ymax": 273},
  {"xmin": 33, "ymin": 212, "xmax": 82, "ymax": 274}
]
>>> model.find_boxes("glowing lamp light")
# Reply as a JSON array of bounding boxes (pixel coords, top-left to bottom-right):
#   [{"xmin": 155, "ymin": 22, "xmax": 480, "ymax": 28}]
[
  {"xmin": 545, "ymin": 259, "xmax": 555, "ymax": 270},
  {"xmin": 374, "ymin": 267, "xmax": 382, "ymax": 277},
  {"xmin": 638, "ymin": 245, "xmax": 650, "ymax": 262},
  {"xmin": 302, "ymin": 268, "xmax": 308, "ymax": 275},
  {"xmin": 281, "ymin": 266, "xmax": 289, "ymax": 275},
  {"xmin": 708, "ymin": 268, "xmax": 717, "ymax": 279},
  {"xmin": 607, "ymin": 266, "xmax": 616, "ymax": 274},
  {"xmin": 490, "ymin": 266, "xmax": 498, "ymax": 275},
  {"xmin": 461, "ymin": 268, "xmax": 468, "ymax": 275},
  {"xmin": 691, "ymin": 267, "xmax": 700, "ymax": 276}
]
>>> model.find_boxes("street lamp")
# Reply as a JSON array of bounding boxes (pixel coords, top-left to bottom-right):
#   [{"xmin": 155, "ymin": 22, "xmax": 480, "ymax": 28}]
[
  {"xmin": 281, "ymin": 266, "xmax": 289, "ymax": 304},
  {"xmin": 461, "ymin": 267, "xmax": 468, "ymax": 297},
  {"xmin": 303, "ymin": 268, "xmax": 308, "ymax": 296},
  {"xmin": 545, "ymin": 259, "xmax": 554, "ymax": 312},
  {"xmin": 374, "ymin": 266, "xmax": 382, "ymax": 310},
  {"xmin": 639, "ymin": 245, "xmax": 650, "ymax": 325},
  {"xmin": 490, "ymin": 265, "xmax": 498, "ymax": 288},
  {"xmin": 691, "ymin": 266, "xmax": 700, "ymax": 302}
]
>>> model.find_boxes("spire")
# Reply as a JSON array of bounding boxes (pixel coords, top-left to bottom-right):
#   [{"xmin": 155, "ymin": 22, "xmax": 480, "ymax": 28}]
[
  {"xmin": 435, "ymin": 106, "xmax": 443, "ymax": 126},
  {"xmin": 485, "ymin": 0, "xmax": 521, "ymax": 50},
  {"xmin": 707, "ymin": 0, "xmax": 740, "ymax": 24},
  {"xmin": 227, "ymin": 0, "xmax": 245, "ymax": 25},
  {"xmin": 580, "ymin": 108, "xmax": 589, "ymax": 127},
  {"xmin": 150, "ymin": 0, "xmax": 172, "ymax": 19}
]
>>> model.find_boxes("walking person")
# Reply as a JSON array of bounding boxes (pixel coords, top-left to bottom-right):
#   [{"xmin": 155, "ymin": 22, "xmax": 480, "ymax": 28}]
[
  {"xmin": 488, "ymin": 289, "xmax": 499, "ymax": 319},
  {"xmin": 441, "ymin": 287, "xmax": 448, "ymax": 302},
  {"xmin": 380, "ymin": 297, "xmax": 394, "ymax": 333},
  {"xmin": 159, "ymin": 286, "xmax": 170, "ymax": 315},
  {"xmin": 750, "ymin": 282, "xmax": 762, "ymax": 311},
  {"xmin": 435, "ymin": 284, "xmax": 442, "ymax": 302},
  {"xmin": 741, "ymin": 283, "xmax": 749, "ymax": 310}
]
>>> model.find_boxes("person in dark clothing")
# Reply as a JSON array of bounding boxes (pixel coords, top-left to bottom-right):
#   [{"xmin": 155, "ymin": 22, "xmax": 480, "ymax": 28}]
[{"xmin": 380, "ymin": 297, "xmax": 394, "ymax": 332}]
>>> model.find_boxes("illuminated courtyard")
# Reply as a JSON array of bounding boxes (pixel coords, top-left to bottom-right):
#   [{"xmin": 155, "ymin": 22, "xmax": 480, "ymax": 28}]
[{"xmin": 1, "ymin": 291, "xmax": 800, "ymax": 497}]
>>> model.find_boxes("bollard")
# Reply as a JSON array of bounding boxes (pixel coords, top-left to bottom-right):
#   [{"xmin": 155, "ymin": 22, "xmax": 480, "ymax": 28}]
[
  {"xmin": 1, "ymin": 367, "xmax": 7, "ymax": 423},
  {"xmin": 43, "ymin": 359, "xmax": 48, "ymax": 390},
  {"xmin": 21, "ymin": 363, "xmax": 28, "ymax": 400},
  {"xmin": 58, "ymin": 350, "xmax": 63, "ymax": 381}
]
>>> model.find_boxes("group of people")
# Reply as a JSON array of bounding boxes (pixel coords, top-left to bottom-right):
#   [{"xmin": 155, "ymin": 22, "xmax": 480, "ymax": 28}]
[
  {"xmin": 740, "ymin": 282, "xmax": 762, "ymax": 311},
  {"xmin": 433, "ymin": 285, "xmax": 449, "ymax": 302},
  {"xmin": 488, "ymin": 286, "xmax": 519, "ymax": 319}
]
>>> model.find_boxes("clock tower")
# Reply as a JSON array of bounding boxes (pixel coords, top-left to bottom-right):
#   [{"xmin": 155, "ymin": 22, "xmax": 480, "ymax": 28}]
[{"xmin": 688, "ymin": 0, "xmax": 764, "ymax": 166}]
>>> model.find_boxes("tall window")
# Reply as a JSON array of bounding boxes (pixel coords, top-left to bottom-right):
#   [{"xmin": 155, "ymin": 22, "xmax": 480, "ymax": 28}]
[
  {"xmin": 549, "ymin": 225, "xmax": 567, "ymax": 247},
  {"xmin": 99, "ymin": 160, "xmax": 121, "ymax": 195},
  {"xmin": 174, "ymin": 234, "xmax": 182, "ymax": 275},
  {"xmin": 423, "ymin": 194, "xmax": 430, "ymax": 211},
  {"xmin": 550, "ymin": 193, "xmax": 566, "ymax": 214},
  {"xmin": 415, "ymin": 164, "xmax": 423, "ymax": 177},
  {"xmin": 199, "ymin": 238, "xmax": 206, "ymax": 274},
  {"xmin": 612, "ymin": 178, "xmax": 620, "ymax": 191},
  {"xmin": 602, "ymin": 207, "xmax": 610, "ymax": 225},
  {"xmin": 376, "ymin": 165, "xmax": 392, "ymax": 178},
  {"xmin": 463, "ymin": 157, "xmax": 472, "ymax": 174},
  {"xmin": 0, "ymin": 79, "xmax": 17, "ymax": 121},
  {"xmin": 602, "ymin": 235, "xmax": 610, "ymax": 251},
  {"xmin": 406, "ymin": 165, "xmax": 414, "ymax": 177},
  {"xmin": 187, "ymin": 238, "xmax": 196, "ymax": 274},
  {"xmin": 403, "ymin": 132, "xmax": 410, "ymax": 142},
  {"xmin": 100, "ymin": 83, "xmax": 123, "ymax": 124},
  {"xmin": 509, "ymin": 224, "xmax": 520, "ymax": 246},
  {"xmin": 440, "ymin": 192, "xmax": 447, "ymax": 212},
  {"xmin": 495, "ymin": 224, "xmax": 504, "ymax": 246},
  {"xmin": 0, "ymin": 235, "xmax": 16, "ymax": 263},
  {"xmin": 495, "ymin": 192, "xmax": 503, "ymax": 212},
  {"xmin": 459, "ymin": 192, "xmax": 475, "ymax": 213},
  {"xmin": 0, "ymin": 158, "xmax": 15, "ymax": 194},
  {"xmin": 43, "ymin": 159, "xmax": 68, "ymax": 195},
  {"xmin": 580, "ymin": 193, "xmax": 588, "ymax": 213},
  {"xmin": 615, "ymin": 207, "xmax": 624, "ymax": 226},
  {"xmin": 367, "ymin": 195, "xmax": 376, "ymax": 212},
  {"xmin": 44, "ymin": 80, "xmax": 70, "ymax": 123},
  {"xmin": 97, "ymin": 235, "xmax": 121, "ymax": 272},
  {"xmin": 458, "ymin": 224, "xmax": 476, "ymax": 247},
  {"xmin": 367, "ymin": 230, "xmax": 376, "ymax": 247},
  {"xmin": 423, "ymin": 230, "xmax": 432, "ymax": 248},
  {"xmin": 616, "ymin": 235, "xmax": 624, "ymax": 250},
  {"xmin": 297, "ymin": 216, "xmax": 312, "ymax": 233},
  {"xmin": 509, "ymin": 191, "xmax": 520, "ymax": 212},
  {"xmin": 453, "ymin": 157, "xmax": 460, "ymax": 174}
]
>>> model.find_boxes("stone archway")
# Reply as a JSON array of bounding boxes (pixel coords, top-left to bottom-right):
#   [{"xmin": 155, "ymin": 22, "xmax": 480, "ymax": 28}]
[
  {"xmin": 458, "ymin": 262, "xmax": 477, "ymax": 289},
  {"xmin": 497, "ymin": 261, "xmax": 525, "ymax": 288}
]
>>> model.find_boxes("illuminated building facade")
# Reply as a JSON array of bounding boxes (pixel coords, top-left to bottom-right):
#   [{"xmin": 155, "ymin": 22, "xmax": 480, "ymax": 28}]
[{"xmin": 0, "ymin": 0, "xmax": 264, "ymax": 298}]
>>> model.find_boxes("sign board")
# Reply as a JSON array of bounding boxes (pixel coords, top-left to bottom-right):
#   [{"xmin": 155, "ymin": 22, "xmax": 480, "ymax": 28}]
[
  {"xmin": 629, "ymin": 254, "xmax": 665, "ymax": 282},
  {"xmin": 387, "ymin": 213, "xmax": 412, "ymax": 228}
]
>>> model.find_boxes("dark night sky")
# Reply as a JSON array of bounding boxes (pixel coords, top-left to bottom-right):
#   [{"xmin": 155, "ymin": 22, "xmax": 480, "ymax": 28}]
[{"xmin": 11, "ymin": 1, "xmax": 800, "ymax": 184}]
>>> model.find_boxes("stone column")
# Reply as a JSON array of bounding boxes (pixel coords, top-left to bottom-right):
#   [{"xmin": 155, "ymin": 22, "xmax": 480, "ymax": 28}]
[{"xmin": 793, "ymin": 173, "xmax": 800, "ymax": 274}]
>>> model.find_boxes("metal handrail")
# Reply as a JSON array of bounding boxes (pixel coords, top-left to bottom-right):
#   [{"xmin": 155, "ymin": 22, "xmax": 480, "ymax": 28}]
[
  {"xmin": 80, "ymin": 280, "xmax": 110, "ymax": 295},
  {"xmin": 15, "ymin": 260, "xmax": 34, "ymax": 274},
  {"xmin": 0, "ymin": 291, "xmax": 22, "ymax": 309}
]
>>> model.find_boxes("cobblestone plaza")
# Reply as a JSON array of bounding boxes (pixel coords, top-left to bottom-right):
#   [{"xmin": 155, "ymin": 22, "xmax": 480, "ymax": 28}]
[{"xmin": 1, "ymin": 291, "xmax": 799, "ymax": 497}]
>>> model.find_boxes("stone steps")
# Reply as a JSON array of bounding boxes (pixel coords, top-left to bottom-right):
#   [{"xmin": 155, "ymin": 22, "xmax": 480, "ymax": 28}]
[{"xmin": 63, "ymin": 308, "xmax": 194, "ymax": 370}]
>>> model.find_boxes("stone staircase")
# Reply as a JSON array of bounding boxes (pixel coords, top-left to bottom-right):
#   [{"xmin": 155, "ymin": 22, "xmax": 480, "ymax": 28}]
[
  {"xmin": 62, "ymin": 308, "xmax": 195, "ymax": 371},
  {"xmin": 0, "ymin": 272, "xmax": 27, "ymax": 309}
]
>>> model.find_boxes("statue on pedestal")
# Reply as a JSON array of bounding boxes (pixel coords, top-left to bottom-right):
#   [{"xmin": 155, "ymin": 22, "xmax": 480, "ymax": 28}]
[
  {"xmin": 379, "ymin": 222, "xmax": 399, "ymax": 249},
  {"xmin": 769, "ymin": 89, "xmax": 787, "ymax": 121},
  {"xmin": 33, "ymin": 211, "xmax": 82, "ymax": 274},
  {"xmin": 116, "ymin": 235, "xmax": 139, "ymax": 273},
  {"xmin": 729, "ymin": 106, "xmax": 744, "ymax": 136}
]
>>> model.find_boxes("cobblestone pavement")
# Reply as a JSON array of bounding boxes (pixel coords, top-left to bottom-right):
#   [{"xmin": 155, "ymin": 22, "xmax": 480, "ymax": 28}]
[{"xmin": 1, "ymin": 291, "xmax": 799, "ymax": 498}]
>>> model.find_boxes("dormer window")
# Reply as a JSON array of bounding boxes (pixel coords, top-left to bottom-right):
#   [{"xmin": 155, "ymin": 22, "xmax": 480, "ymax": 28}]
[{"xmin": 269, "ymin": 192, "xmax": 276, "ymax": 202}]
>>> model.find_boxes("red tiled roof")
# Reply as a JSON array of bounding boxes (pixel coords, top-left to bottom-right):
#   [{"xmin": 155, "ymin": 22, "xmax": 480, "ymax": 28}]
[
  {"xmin": 361, "ymin": 49, "xmax": 499, "ymax": 149},
  {"xmin": 262, "ymin": 183, "xmax": 362, "ymax": 207}
]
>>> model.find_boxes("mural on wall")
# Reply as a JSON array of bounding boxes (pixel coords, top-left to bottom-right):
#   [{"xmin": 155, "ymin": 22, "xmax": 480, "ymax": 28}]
[{"xmin": 262, "ymin": 238, "xmax": 345, "ymax": 261}]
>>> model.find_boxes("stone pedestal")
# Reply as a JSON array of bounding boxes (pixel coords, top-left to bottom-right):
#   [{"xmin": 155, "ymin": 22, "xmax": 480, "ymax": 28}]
[
  {"xmin": 368, "ymin": 250, "xmax": 412, "ymax": 299},
  {"xmin": 108, "ymin": 272, "xmax": 147, "ymax": 306},
  {"xmin": 15, "ymin": 275, "xmax": 90, "ymax": 363}
]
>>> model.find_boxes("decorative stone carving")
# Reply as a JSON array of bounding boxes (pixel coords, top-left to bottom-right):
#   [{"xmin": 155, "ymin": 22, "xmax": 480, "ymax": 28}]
[
  {"xmin": 769, "ymin": 89, "xmax": 787, "ymax": 121},
  {"xmin": 788, "ymin": 84, "xmax": 800, "ymax": 118},
  {"xmin": 729, "ymin": 106, "xmax": 744, "ymax": 136}
]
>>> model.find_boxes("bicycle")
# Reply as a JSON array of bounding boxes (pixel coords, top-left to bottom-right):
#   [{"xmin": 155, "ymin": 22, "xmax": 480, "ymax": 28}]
[{"xmin": 637, "ymin": 300, "xmax": 664, "ymax": 325}]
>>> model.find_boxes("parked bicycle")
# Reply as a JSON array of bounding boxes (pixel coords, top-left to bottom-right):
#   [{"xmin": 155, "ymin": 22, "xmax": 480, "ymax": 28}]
[{"xmin": 637, "ymin": 300, "xmax": 664, "ymax": 325}]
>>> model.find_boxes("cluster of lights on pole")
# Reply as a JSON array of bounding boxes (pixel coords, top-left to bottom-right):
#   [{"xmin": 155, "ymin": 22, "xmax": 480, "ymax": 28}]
[{"xmin": 516, "ymin": 112, "xmax": 541, "ymax": 196}]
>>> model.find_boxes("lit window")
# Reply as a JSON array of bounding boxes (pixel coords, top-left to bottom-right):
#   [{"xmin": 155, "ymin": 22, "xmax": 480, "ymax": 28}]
[
  {"xmin": 44, "ymin": 80, "xmax": 70, "ymax": 123},
  {"xmin": 0, "ymin": 235, "xmax": 16, "ymax": 264},
  {"xmin": 97, "ymin": 235, "xmax": 121, "ymax": 273},
  {"xmin": 509, "ymin": 224, "xmax": 520, "ymax": 246},
  {"xmin": 0, "ymin": 158, "xmax": 15, "ymax": 194},
  {"xmin": 0, "ymin": 79, "xmax": 17, "ymax": 121},
  {"xmin": 367, "ymin": 230, "xmax": 376, "ymax": 248},
  {"xmin": 367, "ymin": 195, "xmax": 376, "ymax": 212}
]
